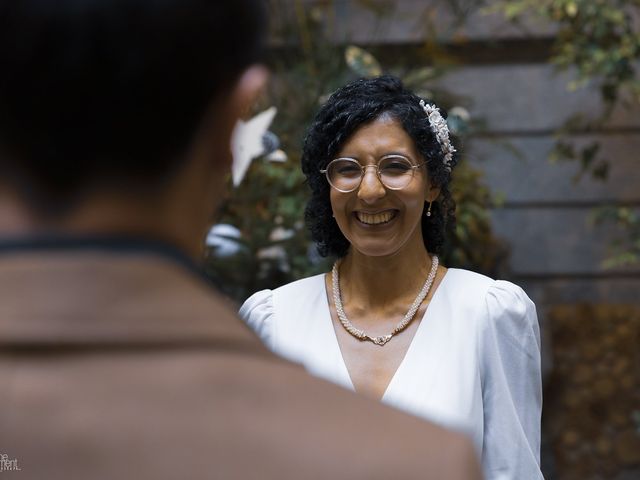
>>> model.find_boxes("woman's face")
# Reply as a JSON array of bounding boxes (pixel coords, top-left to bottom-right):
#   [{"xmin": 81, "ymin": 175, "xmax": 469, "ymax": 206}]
[{"xmin": 329, "ymin": 115, "xmax": 439, "ymax": 258}]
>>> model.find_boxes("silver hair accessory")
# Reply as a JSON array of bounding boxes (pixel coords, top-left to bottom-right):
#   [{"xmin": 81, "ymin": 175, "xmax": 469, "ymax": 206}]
[{"xmin": 419, "ymin": 99, "xmax": 456, "ymax": 173}]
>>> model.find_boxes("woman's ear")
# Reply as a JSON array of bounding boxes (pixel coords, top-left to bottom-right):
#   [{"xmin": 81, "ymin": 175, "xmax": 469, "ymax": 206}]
[{"xmin": 426, "ymin": 183, "xmax": 441, "ymax": 203}]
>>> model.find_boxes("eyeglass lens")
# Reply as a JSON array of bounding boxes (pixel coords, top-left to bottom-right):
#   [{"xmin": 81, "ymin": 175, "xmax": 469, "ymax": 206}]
[{"xmin": 326, "ymin": 157, "xmax": 416, "ymax": 191}]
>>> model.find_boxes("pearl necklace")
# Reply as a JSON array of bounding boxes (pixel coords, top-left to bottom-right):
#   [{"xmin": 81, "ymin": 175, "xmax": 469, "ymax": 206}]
[{"xmin": 331, "ymin": 255, "xmax": 439, "ymax": 346}]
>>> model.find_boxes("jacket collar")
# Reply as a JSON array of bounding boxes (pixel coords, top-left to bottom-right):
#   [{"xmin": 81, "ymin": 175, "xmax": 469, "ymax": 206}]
[
  {"xmin": 0, "ymin": 235, "xmax": 268, "ymax": 356},
  {"xmin": 0, "ymin": 233, "xmax": 208, "ymax": 281}
]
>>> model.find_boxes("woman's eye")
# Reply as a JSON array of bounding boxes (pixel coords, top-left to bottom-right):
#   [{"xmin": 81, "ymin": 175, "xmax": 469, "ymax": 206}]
[
  {"xmin": 382, "ymin": 161, "xmax": 411, "ymax": 173},
  {"xmin": 336, "ymin": 164, "xmax": 361, "ymax": 175}
]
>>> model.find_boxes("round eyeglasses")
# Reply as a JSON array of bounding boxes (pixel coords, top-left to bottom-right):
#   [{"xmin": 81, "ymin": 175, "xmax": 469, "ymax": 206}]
[{"xmin": 320, "ymin": 155, "xmax": 424, "ymax": 193}]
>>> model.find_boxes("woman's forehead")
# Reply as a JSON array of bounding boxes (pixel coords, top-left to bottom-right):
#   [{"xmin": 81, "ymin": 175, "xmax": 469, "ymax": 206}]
[{"xmin": 337, "ymin": 116, "xmax": 418, "ymax": 158}]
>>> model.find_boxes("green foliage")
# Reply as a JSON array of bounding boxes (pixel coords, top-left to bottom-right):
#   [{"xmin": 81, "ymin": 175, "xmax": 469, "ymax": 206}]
[
  {"xmin": 493, "ymin": 0, "xmax": 640, "ymax": 266},
  {"xmin": 592, "ymin": 206, "xmax": 640, "ymax": 268},
  {"xmin": 206, "ymin": 0, "xmax": 506, "ymax": 302},
  {"xmin": 492, "ymin": 0, "xmax": 640, "ymax": 169},
  {"xmin": 495, "ymin": 0, "xmax": 640, "ymax": 98}
]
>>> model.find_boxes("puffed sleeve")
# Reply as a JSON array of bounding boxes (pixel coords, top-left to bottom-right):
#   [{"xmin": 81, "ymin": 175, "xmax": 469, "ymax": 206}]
[
  {"xmin": 480, "ymin": 281, "xmax": 543, "ymax": 480},
  {"xmin": 238, "ymin": 289, "xmax": 276, "ymax": 350}
]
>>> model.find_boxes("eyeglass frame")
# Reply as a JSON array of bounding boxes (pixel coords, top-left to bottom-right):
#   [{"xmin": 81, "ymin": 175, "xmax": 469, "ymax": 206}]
[{"xmin": 319, "ymin": 155, "xmax": 426, "ymax": 193}]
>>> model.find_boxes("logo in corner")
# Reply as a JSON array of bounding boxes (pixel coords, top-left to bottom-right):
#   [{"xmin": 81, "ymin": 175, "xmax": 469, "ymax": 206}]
[{"xmin": 0, "ymin": 453, "xmax": 21, "ymax": 472}]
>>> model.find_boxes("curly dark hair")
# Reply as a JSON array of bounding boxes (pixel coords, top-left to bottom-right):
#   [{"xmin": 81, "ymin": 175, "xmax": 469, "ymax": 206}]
[{"xmin": 301, "ymin": 75, "xmax": 458, "ymax": 258}]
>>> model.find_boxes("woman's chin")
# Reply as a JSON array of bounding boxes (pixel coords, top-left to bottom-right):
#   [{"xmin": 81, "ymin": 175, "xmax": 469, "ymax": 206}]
[{"xmin": 350, "ymin": 241, "xmax": 403, "ymax": 259}]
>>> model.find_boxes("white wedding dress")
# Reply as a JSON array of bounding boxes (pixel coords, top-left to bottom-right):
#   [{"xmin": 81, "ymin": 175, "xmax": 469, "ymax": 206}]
[{"xmin": 240, "ymin": 268, "xmax": 543, "ymax": 480}]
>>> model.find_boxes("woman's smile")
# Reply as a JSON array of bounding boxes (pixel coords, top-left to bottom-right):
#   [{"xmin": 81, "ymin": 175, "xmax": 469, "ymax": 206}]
[{"xmin": 354, "ymin": 210, "xmax": 398, "ymax": 226}]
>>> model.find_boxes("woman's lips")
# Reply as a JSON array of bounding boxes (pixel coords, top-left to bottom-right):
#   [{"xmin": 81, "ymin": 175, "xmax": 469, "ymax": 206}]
[{"xmin": 355, "ymin": 210, "xmax": 398, "ymax": 225}]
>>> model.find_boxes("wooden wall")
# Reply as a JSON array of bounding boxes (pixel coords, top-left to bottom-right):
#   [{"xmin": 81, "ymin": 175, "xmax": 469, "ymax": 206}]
[{"xmin": 434, "ymin": 63, "xmax": 640, "ymax": 306}]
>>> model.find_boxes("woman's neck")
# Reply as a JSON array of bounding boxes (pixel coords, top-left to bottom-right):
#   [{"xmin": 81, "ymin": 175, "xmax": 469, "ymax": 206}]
[{"xmin": 337, "ymin": 243, "xmax": 434, "ymax": 309}]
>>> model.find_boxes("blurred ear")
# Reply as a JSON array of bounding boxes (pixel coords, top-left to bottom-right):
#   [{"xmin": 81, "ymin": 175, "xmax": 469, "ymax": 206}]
[
  {"xmin": 228, "ymin": 65, "xmax": 270, "ymax": 123},
  {"xmin": 217, "ymin": 65, "xmax": 269, "ymax": 159},
  {"xmin": 191, "ymin": 65, "xmax": 269, "ymax": 171},
  {"xmin": 171, "ymin": 66, "xmax": 269, "ymax": 256}
]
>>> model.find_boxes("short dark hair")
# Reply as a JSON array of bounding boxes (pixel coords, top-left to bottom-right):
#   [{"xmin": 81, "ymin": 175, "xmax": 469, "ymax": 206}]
[
  {"xmin": 301, "ymin": 75, "xmax": 457, "ymax": 258},
  {"xmin": 0, "ymin": 0, "xmax": 267, "ymax": 215}
]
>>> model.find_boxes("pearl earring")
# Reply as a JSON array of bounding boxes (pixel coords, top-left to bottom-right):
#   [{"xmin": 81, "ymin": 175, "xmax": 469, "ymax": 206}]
[{"xmin": 425, "ymin": 201, "xmax": 433, "ymax": 217}]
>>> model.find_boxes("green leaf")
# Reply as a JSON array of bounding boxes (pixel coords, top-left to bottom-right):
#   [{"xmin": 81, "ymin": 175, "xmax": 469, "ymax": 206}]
[{"xmin": 344, "ymin": 45, "xmax": 383, "ymax": 77}]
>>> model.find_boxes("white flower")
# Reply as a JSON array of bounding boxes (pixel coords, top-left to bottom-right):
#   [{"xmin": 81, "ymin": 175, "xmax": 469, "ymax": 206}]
[{"xmin": 419, "ymin": 100, "xmax": 456, "ymax": 173}]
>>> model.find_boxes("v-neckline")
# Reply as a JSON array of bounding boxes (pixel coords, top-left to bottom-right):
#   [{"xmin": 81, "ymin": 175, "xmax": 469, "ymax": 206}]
[{"xmin": 321, "ymin": 269, "xmax": 450, "ymax": 402}]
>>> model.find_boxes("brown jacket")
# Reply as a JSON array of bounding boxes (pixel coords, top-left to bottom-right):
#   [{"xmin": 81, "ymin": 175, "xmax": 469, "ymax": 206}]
[{"xmin": 0, "ymin": 240, "xmax": 482, "ymax": 480}]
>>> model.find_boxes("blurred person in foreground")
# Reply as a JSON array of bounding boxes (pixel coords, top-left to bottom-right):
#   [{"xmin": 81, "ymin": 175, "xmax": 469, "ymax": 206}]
[
  {"xmin": 241, "ymin": 76, "xmax": 543, "ymax": 479},
  {"xmin": 0, "ymin": 1, "xmax": 482, "ymax": 479}
]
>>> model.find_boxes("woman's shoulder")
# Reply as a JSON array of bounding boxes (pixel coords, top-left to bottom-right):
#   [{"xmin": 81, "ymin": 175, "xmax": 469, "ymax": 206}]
[
  {"xmin": 444, "ymin": 269, "xmax": 540, "ymax": 368},
  {"xmin": 238, "ymin": 288, "xmax": 276, "ymax": 346},
  {"xmin": 483, "ymin": 278, "xmax": 539, "ymax": 351},
  {"xmin": 239, "ymin": 273, "xmax": 327, "ymax": 335},
  {"xmin": 272, "ymin": 272, "xmax": 326, "ymax": 297},
  {"xmin": 444, "ymin": 268, "xmax": 537, "ymax": 329},
  {"xmin": 240, "ymin": 273, "xmax": 326, "ymax": 309},
  {"xmin": 444, "ymin": 268, "xmax": 494, "ymax": 291},
  {"xmin": 239, "ymin": 273, "xmax": 329, "ymax": 353}
]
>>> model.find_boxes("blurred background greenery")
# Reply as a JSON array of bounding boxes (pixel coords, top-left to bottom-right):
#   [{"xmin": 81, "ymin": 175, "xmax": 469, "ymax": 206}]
[
  {"xmin": 207, "ymin": 0, "xmax": 640, "ymax": 302},
  {"xmin": 204, "ymin": 1, "xmax": 640, "ymax": 478},
  {"xmin": 490, "ymin": 0, "xmax": 640, "ymax": 267},
  {"xmin": 206, "ymin": 0, "xmax": 509, "ymax": 302}
]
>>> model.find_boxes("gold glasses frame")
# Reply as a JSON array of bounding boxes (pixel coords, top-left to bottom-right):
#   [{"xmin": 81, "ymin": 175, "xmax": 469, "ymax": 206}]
[{"xmin": 320, "ymin": 155, "xmax": 425, "ymax": 193}]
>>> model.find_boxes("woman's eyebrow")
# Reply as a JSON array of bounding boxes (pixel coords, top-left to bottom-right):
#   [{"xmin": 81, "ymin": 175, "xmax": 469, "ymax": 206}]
[
  {"xmin": 381, "ymin": 152, "xmax": 412, "ymax": 158},
  {"xmin": 335, "ymin": 152, "xmax": 412, "ymax": 160}
]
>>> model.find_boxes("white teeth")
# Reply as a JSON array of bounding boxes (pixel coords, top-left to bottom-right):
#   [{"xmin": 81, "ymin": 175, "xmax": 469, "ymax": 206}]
[{"xmin": 356, "ymin": 211, "xmax": 395, "ymax": 225}]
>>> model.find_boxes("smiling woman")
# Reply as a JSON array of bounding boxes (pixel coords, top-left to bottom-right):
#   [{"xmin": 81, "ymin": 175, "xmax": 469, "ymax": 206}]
[
  {"xmin": 327, "ymin": 115, "xmax": 435, "ymax": 259},
  {"xmin": 240, "ymin": 75, "xmax": 544, "ymax": 480}
]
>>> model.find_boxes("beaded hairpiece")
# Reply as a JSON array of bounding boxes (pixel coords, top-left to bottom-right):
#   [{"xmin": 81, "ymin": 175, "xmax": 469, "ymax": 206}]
[{"xmin": 419, "ymin": 99, "xmax": 456, "ymax": 173}]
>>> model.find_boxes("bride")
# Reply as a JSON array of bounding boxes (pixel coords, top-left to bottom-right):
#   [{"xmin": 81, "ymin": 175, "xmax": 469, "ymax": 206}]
[{"xmin": 240, "ymin": 75, "xmax": 543, "ymax": 479}]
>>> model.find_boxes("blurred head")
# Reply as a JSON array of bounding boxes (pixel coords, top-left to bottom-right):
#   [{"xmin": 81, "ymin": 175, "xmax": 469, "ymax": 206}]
[
  {"xmin": 301, "ymin": 75, "xmax": 457, "ymax": 258},
  {"xmin": 0, "ymin": 0, "xmax": 268, "ymax": 217}
]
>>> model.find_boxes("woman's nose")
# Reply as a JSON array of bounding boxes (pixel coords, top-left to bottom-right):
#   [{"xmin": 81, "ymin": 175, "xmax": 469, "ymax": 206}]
[{"xmin": 357, "ymin": 165, "xmax": 386, "ymax": 203}]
